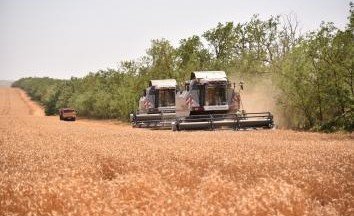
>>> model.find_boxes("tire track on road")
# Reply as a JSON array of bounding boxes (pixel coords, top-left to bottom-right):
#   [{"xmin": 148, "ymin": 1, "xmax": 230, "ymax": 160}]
[
  {"xmin": 0, "ymin": 88, "xmax": 10, "ymax": 115},
  {"xmin": 0, "ymin": 88, "xmax": 44, "ymax": 116},
  {"xmin": 15, "ymin": 88, "xmax": 45, "ymax": 116}
]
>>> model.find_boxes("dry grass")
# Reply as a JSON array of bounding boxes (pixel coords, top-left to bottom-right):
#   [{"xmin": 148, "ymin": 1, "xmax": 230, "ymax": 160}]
[{"xmin": 0, "ymin": 88, "xmax": 353, "ymax": 215}]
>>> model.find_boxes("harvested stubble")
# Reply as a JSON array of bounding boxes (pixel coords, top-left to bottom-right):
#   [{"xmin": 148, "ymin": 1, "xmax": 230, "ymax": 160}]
[{"xmin": 0, "ymin": 88, "xmax": 353, "ymax": 215}]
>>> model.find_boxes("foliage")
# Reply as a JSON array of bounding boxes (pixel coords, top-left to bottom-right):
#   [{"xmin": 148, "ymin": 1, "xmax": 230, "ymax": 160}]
[
  {"xmin": 12, "ymin": 71, "xmax": 142, "ymax": 119},
  {"xmin": 274, "ymin": 6, "xmax": 353, "ymax": 131}
]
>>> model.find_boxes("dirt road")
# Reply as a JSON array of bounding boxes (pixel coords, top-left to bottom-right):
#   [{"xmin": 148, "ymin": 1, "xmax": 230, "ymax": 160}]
[{"xmin": 0, "ymin": 87, "xmax": 353, "ymax": 215}]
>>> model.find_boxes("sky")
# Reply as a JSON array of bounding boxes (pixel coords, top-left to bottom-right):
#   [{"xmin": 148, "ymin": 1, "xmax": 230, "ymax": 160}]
[{"xmin": 0, "ymin": 0, "xmax": 351, "ymax": 80}]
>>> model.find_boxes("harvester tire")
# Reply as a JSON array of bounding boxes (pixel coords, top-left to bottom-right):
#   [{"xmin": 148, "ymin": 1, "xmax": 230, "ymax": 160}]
[{"xmin": 171, "ymin": 122, "xmax": 178, "ymax": 131}]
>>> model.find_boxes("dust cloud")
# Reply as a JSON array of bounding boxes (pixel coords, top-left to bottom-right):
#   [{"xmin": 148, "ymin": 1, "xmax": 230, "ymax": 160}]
[{"xmin": 230, "ymin": 77, "xmax": 286, "ymax": 128}]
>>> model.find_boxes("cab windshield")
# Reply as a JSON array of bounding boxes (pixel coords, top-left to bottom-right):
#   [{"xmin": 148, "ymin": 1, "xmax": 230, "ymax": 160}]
[
  {"xmin": 205, "ymin": 83, "xmax": 227, "ymax": 106},
  {"xmin": 63, "ymin": 109, "xmax": 75, "ymax": 113},
  {"xmin": 158, "ymin": 89, "xmax": 175, "ymax": 107}
]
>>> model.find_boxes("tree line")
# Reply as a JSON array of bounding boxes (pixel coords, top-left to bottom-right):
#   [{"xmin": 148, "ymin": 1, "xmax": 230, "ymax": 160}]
[{"xmin": 12, "ymin": 3, "xmax": 353, "ymax": 132}]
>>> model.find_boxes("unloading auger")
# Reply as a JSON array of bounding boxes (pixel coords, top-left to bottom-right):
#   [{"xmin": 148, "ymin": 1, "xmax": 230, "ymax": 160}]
[
  {"xmin": 130, "ymin": 79, "xmax": 176, "ymax": 128},
  {"xmin": 171, "ymin": 71, "xmax": 274, "ymax": 131}
]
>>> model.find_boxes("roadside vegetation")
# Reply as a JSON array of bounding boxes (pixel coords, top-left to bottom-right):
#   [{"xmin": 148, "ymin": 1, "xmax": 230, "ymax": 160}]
[{"xmin": 12, "ymin": 3, "xmax": 353, "ymax": 132}]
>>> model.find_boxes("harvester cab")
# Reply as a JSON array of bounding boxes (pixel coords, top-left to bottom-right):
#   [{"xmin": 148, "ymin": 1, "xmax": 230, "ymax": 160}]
[
  {"xmin": 130, "ymin": 79, "xmax": 177, "ymax": 128},
  {"xmin": 172, "ymin": 71, "xmax": 274, "ymax": 131},
  {"xmin": 175, "ymin": 71, "xmax": 239, "ymax": 117}
]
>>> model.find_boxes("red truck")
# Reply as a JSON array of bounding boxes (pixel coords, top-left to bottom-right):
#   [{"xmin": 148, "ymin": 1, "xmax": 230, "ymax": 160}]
[{"xmin": 59, "ymin": 108, "xmax": 76, "ymax": 121}]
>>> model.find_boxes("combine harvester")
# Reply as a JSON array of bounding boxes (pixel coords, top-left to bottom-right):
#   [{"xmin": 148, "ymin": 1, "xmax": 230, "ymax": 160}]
[
  {"xmin": 171, "ymin": 71, "xmax": 274, "ymax": 131},
  {"xmin": 130, "ymin": 79, "xmax": 176, "ymax": 128}
]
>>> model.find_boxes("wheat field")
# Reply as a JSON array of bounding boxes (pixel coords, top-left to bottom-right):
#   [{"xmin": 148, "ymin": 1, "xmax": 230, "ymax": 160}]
[{"xmin": 0, "ymin": 88, "xmax": 353, "ymax": 215}]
